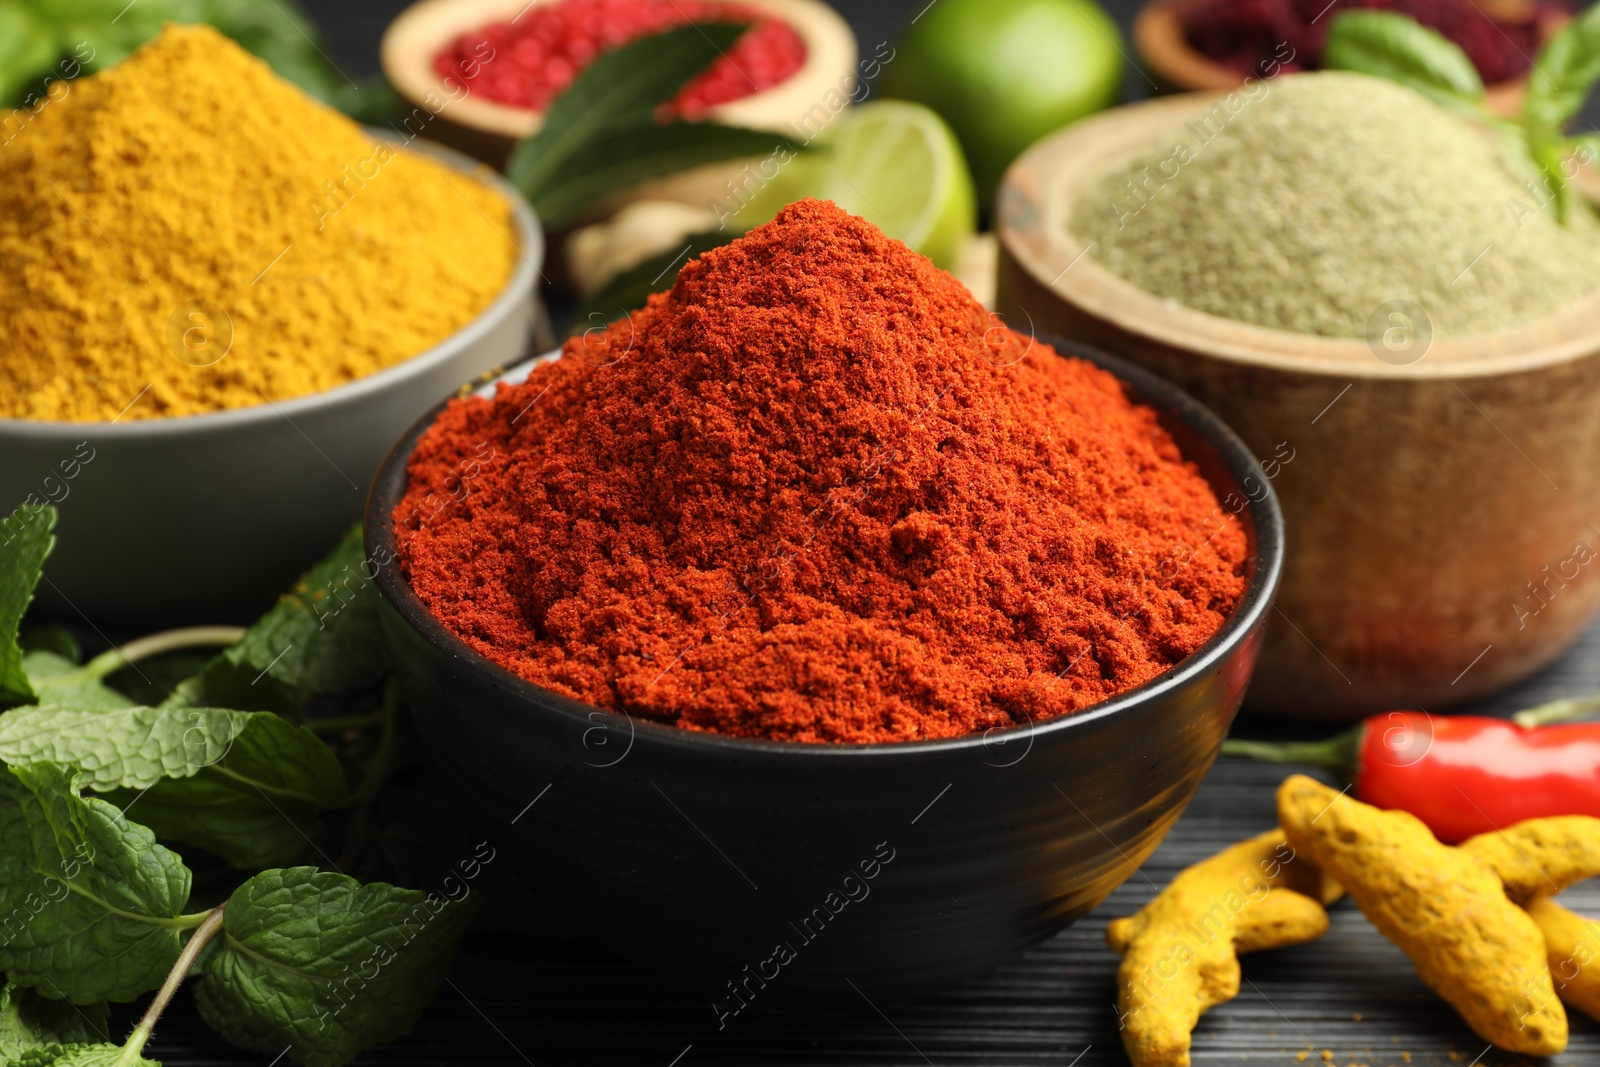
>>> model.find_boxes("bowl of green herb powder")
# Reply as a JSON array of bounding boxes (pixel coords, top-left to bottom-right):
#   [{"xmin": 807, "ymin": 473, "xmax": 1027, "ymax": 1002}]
[{"xmin": 996, "ymin": 72, "xmax": 1600, "ymax": 719}]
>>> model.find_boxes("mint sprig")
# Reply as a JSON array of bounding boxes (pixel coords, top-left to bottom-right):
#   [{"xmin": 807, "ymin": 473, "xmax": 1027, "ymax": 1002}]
[
  {"xmin": 1325, "ymin": 6, "xmax": 1600, "ymax": 223},
  {"xmin": 0, "ymin": 503, "xmax": 523, "ymax": 1066}
]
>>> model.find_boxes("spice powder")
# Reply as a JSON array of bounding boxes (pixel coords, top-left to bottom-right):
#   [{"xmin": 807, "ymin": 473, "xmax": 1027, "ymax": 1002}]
[{"xmin": 396, "ymin": 200, "xmax": 1247, "ymax": 743}]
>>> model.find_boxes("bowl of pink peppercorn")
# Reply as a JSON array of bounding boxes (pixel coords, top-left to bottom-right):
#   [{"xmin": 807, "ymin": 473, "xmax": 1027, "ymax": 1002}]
[{"xmin": 381, "ymin": 0, "xmax": 859, "ymax": 172}]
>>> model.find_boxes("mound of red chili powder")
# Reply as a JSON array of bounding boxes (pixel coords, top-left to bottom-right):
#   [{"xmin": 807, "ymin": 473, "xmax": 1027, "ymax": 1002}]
[{"xmin": 395, "ymin": 200, "xmax": 1247, "ymax": 744}]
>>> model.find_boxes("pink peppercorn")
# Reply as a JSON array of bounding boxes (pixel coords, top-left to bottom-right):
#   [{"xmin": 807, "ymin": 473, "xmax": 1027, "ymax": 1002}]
[{"xmin": 433, "ymin": 0, "xmax": 807, "ymax": 115}]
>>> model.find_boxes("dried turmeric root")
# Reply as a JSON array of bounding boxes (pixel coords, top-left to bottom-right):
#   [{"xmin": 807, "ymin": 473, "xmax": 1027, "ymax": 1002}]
[
  {"xmin": 1277, "ymin": 775, "xmax": 1566, "ymax": 1056},
  {"xmin": 1107, "ymin": 828, "xmax": 1337, "ymax": 1067},
  {"xmin": 1461, "ymin": 817, "xmax": 1600, "ymax": 1023},
  {"xmin": 1460, "ymin": 816, "xmax": 1600, "ymax": 904},
  {"xmin": 1526, "ymin": 897, "xmax": 1600, "ymax": 1023}
]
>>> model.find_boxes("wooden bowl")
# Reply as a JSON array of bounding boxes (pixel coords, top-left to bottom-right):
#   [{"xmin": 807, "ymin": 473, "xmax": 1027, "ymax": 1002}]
[
  {"xmin": 381, "ymin": 0, "xmax": 858, "ymax": 174},
  {"xmin": 995, "ymin": 93, "xmax": 1600, "ymax": 720},
  {"xmin": 1132, "ymin": 0, "xmax": 1566, "ymax": 117}
]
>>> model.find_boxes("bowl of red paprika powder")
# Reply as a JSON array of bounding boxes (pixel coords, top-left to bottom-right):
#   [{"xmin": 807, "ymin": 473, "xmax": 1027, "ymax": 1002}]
[{"xmin": 364, "ymin": 338, "xmax": 1284, "ymax": 1007}]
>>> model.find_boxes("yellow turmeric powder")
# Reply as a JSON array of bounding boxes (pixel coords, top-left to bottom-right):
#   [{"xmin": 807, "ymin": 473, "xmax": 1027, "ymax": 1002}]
[
  {"xmin": 1278, "ymin": 776, "xmax": 1567, "ymax": 1057},
  {"xmin": 1107, "ymin": 829, "xmax": 1339, "ymax": 1067},
  {"xmin": 0, "ymin": 25, "xmax": 516, "ymax": 422}
]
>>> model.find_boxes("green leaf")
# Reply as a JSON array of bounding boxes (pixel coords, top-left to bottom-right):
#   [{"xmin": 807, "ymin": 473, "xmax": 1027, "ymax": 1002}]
[
  {"xmin": 0, "ymin": 764, "xmax": 196, "ymax": 1003},
  {"xmin": 0, "ymin": 3, "xmax": 63, "ymax": 107},
  {"xmin": 0, "ymin": 705, "xmax": 349, "ymax": 869},
  {"xmin": 224, "ymin": 525, "xmax": 389, "ymax": 698},
  {"xmin": 1323, "ymin": 10, "xmax": 1487, "ymax": 116},
  {"xmin": 18, "ymin": 630, "xmax": 80, "ymax": 665},
  {"xmin": 103, "ymin": 651, "xmax": 212, "ymax": 708},
  {"xmin": 20, "ymin": 654, "xmax": 134, "ymax": 713},
  {"xmin": 161, "ymin": 653, "xmax": 300, "ymax": 721},
  {"xmin": 574, "ymin": 228, "xmax": 735, "ymax": 323},
  {"xmin": 0, "ymin": 506, "xmax": 55, "ymax": 707},
  {"xmin": 507, "ymin": 22, "xmax": 748, "ymax": 199},
  {"xmin": 1524, "ymin": 1, "xmax": 1600, "ymax": 132},
  {"xmin": 196, "ymin": 867, "xmax": 475, "ymax": 1067},
  {"xmin": 6, "ymin": 1042, "xmax": 159, "ymax": 1067},
  {"xmin": 533, "ymin": 123, "xmax": 798, "ymax": 227},
  {"xmin": 0, "ymin": 983, "xmax": 108, "ymax": 1062},
  {"xmin": 199, "ymin": 0, "xmax": 341, "ymax": 102}
]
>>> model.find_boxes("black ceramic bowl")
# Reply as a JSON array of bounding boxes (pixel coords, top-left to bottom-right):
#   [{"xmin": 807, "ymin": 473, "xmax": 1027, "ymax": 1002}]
[{"xmin": 365, "ymin": 337, "xmax": 1284, "ymax": 1008}]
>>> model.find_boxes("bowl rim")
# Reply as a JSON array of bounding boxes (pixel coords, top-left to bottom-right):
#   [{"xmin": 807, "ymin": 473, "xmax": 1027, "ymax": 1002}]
[
  {"xmin": 379, "ymin": 0, "xmax": 860, "ymax": 142},
  {"xmin": 364, "ymin": 334, "xmax": 1285, "ymax": 758},
  {"xmin": 0, "ymin": 135, "xmax": 544, "ymax": 439},
  {"xmin": 999, "ymin": 90, "xmax": 1600, "ymax": 382},
  {"xmin": 1131, "ymin": 0, "xmax": 1561, "ymax": 102}
]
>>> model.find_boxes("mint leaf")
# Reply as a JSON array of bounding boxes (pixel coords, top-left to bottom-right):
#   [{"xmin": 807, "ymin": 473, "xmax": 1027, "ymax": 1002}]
[
  {"xmin": 224, "ymin": 526, "xmax": 388, "ymax": 698},
  {"xmin": 20, "ymin": 654, "xmax": 135, "ymax": 713},
  {"xmin": 0, "ymin": 984, "xmax": 108, "ymax": 1061},
  {"xmin": 1525, "ymin": 1, "xmax": 1600, "ymax": 132},
  {"xmin": 18, "ymin": 630, "xmax": 79, "ymax": 665},
  {"xmin": 507, "ymin": 22, "xmax": 748, "ymax": 198},
  {"xmin": 0, "ymin": 763, "xmax": 195, "ymax": 1003},
  {"xmin": 1323, "ymin": 10, "xmax": 1486, "ymax": 116},
  {"xmin": 533, "ymin": 123, "xmax": 799, "ymax": 227},
  {"xmin": 6, "ymin": 1042, "xmax": 159, "ymax": 1067},
  {"xmin": 196, "ymin": 868, "xmax": 475, "ymax": 1067},
  {"xmin": 0, "ymin": 506, "xmax": 56, "ymax": 707},
  {"xmin": 0, "ymin": 705, "xmax": 349, "ymax": 870},
  {"xmin": 160, "ymin": 654, "xmax": 299, "ymax": 720}
]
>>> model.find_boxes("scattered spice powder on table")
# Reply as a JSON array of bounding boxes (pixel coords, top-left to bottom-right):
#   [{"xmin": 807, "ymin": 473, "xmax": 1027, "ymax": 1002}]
[
  {"xmin": 434, "ymin": 0, "xmax": 807, "ymax": 116},
  {"xmin": 0, "ymin": 25, "xmax": 515, "ymax": 423},
  {"xmin": 395, "ymin": 199, "xmax": 1247, "ymax": 744}
]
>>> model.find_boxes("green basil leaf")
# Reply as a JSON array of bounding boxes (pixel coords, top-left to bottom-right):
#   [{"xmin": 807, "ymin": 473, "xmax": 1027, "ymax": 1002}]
[
  {"xmin": 1525, "ymin": 2, "xmax": 1600, "ymax": 132},
  {"xmin": 0, "ymin": 763, "xmax": 195, "ymax": 1003},
  {"xmin": 507, "ymin": 22, "xmax": 748, "ymax": 199},
  {"xmin": 533, "ymin": 123, "xmax": 798, "ymax": 227},
  {"xmin": 0, "ymin": 506, "xmax": 56, "ymax": 708},
  {"xmin": 1323, "ymin": 10, "xmax": 1487, "ymax": 116},
  {"xmin": 224, "ymin": 525, "xmax": 389, "ymax": 698},
  {"xmin": 0, "ymin": 983, "xmax": 108, "ymax": 1062},
  {"xmin": 0, "ymin": 705, "xmax": 349, "ymax": 869},
  {"xmin": 196, "ymin": 867, "xmax": 475, "ymax": 1067}
]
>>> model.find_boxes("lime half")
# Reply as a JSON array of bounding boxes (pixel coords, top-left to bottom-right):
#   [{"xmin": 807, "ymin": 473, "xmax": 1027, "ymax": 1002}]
[{"xmin": 734, "ymin": 101, "xmax": 977, "ymax": 271}]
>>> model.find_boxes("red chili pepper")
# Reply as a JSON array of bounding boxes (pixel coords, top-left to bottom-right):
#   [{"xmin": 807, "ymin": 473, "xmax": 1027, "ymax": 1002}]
[{"xmin": 1222, "ymin": 693, "xmax": 1600, "ymax": 844}]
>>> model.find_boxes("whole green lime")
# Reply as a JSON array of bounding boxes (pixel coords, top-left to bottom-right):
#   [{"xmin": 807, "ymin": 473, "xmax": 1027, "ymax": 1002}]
[{"xmin": 883, "ymin": 0, "xmax": 1125, "ymax": 210}]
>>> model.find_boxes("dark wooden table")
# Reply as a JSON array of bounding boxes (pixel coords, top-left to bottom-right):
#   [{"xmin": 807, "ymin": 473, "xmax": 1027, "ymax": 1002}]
[
  {"xmin": 129, "ymin": 2, "xmax": 1600, "ymax": 1063},
  {"xmin": 136, "ymin": 611, "xmax": 1600, "ymax": 1067}
]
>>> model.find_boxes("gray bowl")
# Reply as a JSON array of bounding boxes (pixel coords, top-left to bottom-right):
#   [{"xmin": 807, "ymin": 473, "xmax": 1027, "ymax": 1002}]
[
  {"xmin": 366, "ymin": 338, "xmax": 1284, "ymax": 1006},
  {"xmin": 0, "ymin": 140, "xmax": 543, "ymax": 629}
]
